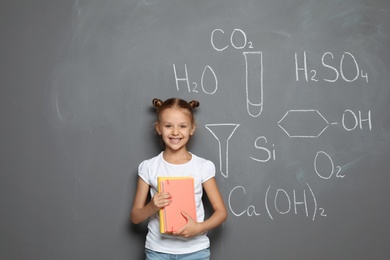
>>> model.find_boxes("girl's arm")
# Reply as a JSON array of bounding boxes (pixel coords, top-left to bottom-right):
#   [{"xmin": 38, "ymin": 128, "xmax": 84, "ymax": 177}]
[
  {"xmin": 174, "ymin": 177, "xmax": 227, "ymax": 237},
  {"xmin": 130, "ymin": 177, "xmax": 171, "ymax": 224},
  {"xmin": 199, "ymin": 177, "xmax": 228, "ymax": 231}
]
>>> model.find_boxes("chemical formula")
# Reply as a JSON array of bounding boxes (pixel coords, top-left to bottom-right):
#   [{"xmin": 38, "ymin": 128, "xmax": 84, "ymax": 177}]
[{"xmin": 171, "ymin": 28, "xmax": 372, "ymax": 221}]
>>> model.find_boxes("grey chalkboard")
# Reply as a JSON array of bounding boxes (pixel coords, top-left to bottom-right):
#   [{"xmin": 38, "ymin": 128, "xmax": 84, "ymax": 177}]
[{"xmin": 1, "ymin": 0, "xmax": 390, "ymax": 259}]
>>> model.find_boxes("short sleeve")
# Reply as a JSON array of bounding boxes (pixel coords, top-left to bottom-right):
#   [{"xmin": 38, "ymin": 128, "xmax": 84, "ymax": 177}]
[
  {"xmin": 138, "ymin": 159, "xmax": 151, "ymax": 185},
  {"xmin": 201, "ymin": 160, "xmax": 215, "ymax": 183}
]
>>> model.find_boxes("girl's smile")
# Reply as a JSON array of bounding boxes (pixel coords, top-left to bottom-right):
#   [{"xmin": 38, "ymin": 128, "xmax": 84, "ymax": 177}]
[
  {"xmin": 155, "ymin": 108, "xmax": 196, "ymax": 153},
  {"xmin": 169, "ymin": 137, "xmax": 182, "ymax": 143}
]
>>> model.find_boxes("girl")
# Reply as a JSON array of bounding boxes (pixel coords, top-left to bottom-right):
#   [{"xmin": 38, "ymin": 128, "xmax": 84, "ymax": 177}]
[{"xmin": 131, "ymin": 98, "xmax": 227, "ymax": 260}]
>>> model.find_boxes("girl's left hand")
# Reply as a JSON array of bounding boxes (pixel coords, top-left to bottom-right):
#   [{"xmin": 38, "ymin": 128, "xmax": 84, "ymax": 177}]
[{"xmin": 173, "ymin": 211, "xmax": 202, "ymax": 238}]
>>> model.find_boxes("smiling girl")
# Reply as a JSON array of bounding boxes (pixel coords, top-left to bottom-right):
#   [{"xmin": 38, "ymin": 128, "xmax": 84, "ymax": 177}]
[{"xmin": 131, "ymin": 98, "xmax": 227, "ymax": 260}]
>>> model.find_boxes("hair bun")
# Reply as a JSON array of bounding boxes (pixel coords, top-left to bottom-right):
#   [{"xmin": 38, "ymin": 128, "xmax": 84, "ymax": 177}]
[
  {"xmin": 189, "ymin": 100, "xmax": 200, "ymax": 109},
  {"xmin": 152, "ymin": 98, "xmax": 163, "ymax": 108}
]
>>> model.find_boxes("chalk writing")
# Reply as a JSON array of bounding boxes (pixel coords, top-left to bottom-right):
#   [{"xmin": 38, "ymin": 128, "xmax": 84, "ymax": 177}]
[
  {"xmin": 211, "ymin": 28, "xmax": 254, "ymax": 52},
  {"xmin": 342, "ymin": 110, "xmax": 372, "ymax": 131},
  {"xmin": 295, "ymin": 51, "xmax": 369, "ymax": 83},
  {"xmin": 278, "ymin": 110, "xmax": 336, "ymax": 138},
  {"xmin": 250, "ymin": 136, "xmax": 276, "ymax": 162},
  {"xmin": 173, "ymin": 64, "xmax": 218, "ymax": 94},
  {"xmin": 205, "ymin": 124, "xmax": 240, "ymax": 178},
  {"xmin": 278, "ymin": 109, "xmax": 372, "ymax": 138},
  {"xmin": 228, "ymin": 183, "xmax": 325, "ymax": 221},
  {"xmin": 172, "ymin": 28, "xmax": 373, "ymax": 221},
  {"xmin": 244, "ymin": 51, "xmax": 264, "ymax": 117},
  {"xmin": 314, "ymin": 151, "xmax": 344, "ymax": 179}
]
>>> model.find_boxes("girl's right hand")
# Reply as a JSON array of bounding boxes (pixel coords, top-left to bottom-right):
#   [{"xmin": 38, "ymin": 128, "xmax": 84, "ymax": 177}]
[{"xmin": 151, "ymin": 192, "xmax": 171, "ymax": 211}]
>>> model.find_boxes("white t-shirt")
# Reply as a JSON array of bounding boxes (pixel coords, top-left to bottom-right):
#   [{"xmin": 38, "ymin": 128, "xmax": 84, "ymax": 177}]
[{"xmin": 138, "ymin": 152, "xmax": 215, "ymax": 254}]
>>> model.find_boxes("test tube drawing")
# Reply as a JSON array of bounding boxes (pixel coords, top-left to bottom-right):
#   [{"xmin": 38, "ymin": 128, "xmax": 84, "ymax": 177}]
[{"xmin": 243, "ymin": 51, "xmax": 263, "ymax": 117}]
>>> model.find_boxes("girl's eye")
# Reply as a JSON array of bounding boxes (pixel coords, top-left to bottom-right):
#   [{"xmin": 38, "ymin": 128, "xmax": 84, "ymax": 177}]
[{"xmin": 180, "ymin": 125, "xmax": 187, "ymax": 128}]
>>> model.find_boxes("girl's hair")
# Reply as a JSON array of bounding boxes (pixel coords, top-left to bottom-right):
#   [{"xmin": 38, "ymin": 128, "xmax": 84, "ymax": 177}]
[{"xmin": 152, "ymin": 98, "xmax": 199, "ymax": 124}]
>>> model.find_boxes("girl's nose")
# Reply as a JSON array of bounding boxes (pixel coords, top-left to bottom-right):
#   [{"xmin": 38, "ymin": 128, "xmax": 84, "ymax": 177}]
[{"xmin": 172, "ymin": 127, "xmax": 179, "ymax": 135}]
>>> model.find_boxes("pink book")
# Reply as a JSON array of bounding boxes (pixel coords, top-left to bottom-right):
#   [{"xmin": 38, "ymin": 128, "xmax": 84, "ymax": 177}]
[{"xmin": 158, "ymin": 177, "xmax": 197, "ymax": 234}]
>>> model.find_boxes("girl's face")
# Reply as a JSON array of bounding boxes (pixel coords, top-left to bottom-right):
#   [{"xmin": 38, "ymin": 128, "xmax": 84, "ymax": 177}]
[{"xmin": 155, "ymin": 108, "xmax": 196, "ymax": 152}]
